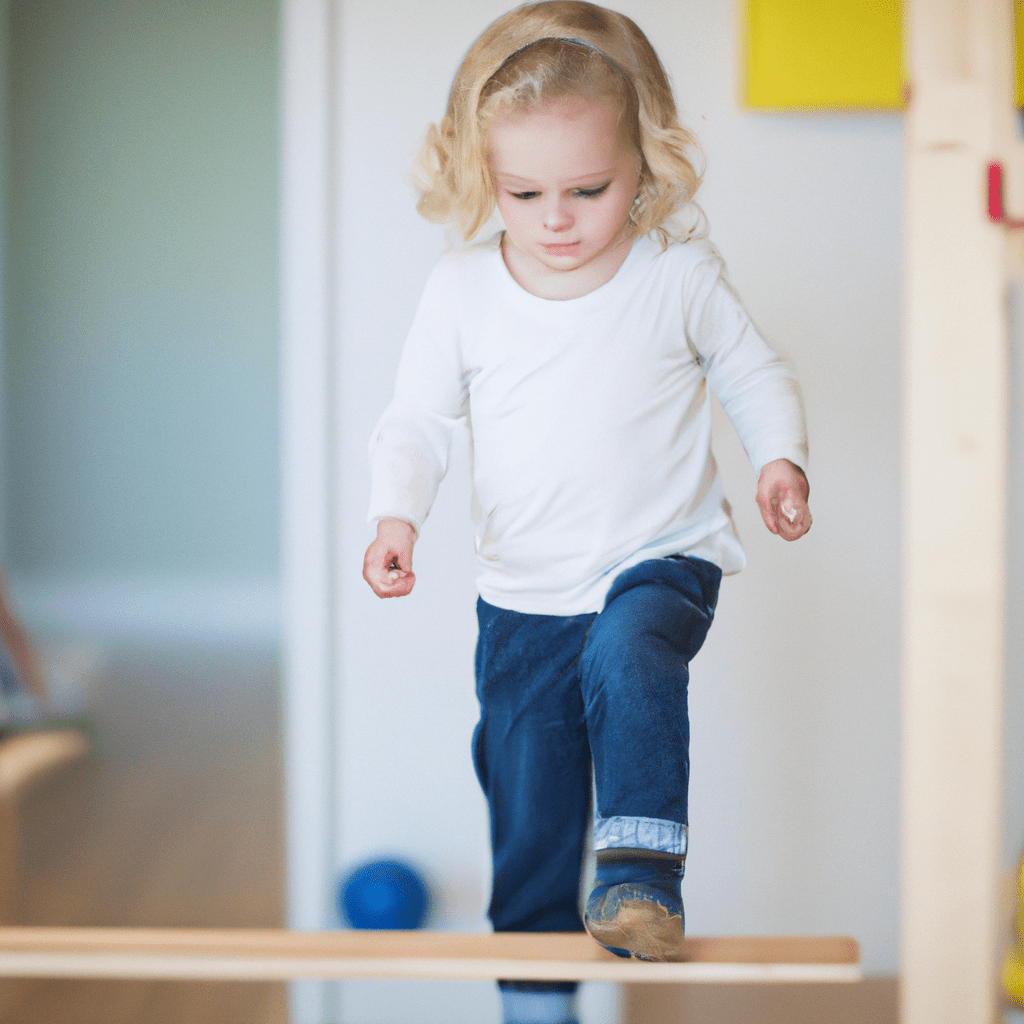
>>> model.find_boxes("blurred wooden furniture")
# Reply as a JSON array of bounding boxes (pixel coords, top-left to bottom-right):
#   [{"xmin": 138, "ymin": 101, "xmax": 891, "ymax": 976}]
[{"xmin": 0, "ymin": 730, "xmax": 91, "ymax": 922}]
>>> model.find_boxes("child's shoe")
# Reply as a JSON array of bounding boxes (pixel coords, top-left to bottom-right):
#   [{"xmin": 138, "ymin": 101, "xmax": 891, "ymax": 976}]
[{"xmin": 583, "ymin": 852, "xmax": 685, "ymax": 962}]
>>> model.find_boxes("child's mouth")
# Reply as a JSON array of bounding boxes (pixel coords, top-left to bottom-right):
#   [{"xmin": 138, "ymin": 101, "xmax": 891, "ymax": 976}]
[{"xmin": 544, "ymin": 242, "xmax": 580, "ymax": 257}]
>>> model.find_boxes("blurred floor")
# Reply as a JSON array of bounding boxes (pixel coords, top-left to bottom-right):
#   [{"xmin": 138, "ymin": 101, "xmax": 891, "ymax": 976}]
[
  {"xmin": 622, "ymin": 977, "xmax": 899, "ymax": 1024},
  {"xmin": 0, "ymin": 645, "xmax": 287, "ymax": 1023}
]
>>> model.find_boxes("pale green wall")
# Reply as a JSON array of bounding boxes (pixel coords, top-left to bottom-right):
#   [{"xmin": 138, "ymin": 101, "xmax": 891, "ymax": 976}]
[
  {"xmin": 0, "ymin": 0, "xmax": 8, "ymax": 563},
  {"xmin": 3, "ymin": 0, "xmax": 278, "ymax": 581}
]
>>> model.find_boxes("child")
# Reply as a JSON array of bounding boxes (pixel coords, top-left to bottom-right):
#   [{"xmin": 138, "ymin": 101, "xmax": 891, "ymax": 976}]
[{"xmin": 364, "ymin": 3, "xmax": 810, "ymax": 1021}]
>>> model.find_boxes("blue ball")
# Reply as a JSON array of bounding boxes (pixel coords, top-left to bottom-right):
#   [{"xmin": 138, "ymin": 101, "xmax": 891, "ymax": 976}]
[{"xmin": 339, "ymin": 859, "xmax": 430, "ymax": 930}]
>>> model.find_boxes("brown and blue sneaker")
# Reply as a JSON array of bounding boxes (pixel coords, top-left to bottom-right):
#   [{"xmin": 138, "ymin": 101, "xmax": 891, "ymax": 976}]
[{"xmin": 583, "ymin": 853, "xmax": 685, "ymax": 962}]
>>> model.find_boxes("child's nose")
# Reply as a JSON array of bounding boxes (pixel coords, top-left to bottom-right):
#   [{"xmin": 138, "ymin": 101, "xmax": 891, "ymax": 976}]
[{"xmin": 543, "ymin": 198, "xmax": 573, "ymax": 232}]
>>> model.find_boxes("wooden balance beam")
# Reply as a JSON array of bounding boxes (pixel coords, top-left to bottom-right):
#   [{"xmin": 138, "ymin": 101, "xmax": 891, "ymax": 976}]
[{"xmin": 0, "ymin": 928, "xmax": 861, "ymax": 983}]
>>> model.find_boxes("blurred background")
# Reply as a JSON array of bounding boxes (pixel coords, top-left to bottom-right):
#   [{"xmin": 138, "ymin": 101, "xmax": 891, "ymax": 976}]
[
  {"xmin": 0, "ymin": 0, "xmax": 1021, "ymax": 1023},
  {"xmin": 0, "ymin": 0, "xmax": 283, "ymax": 1020},
  {"xmin": 1, "ymin": 0, "xmax": 279, "ymax": 640}
]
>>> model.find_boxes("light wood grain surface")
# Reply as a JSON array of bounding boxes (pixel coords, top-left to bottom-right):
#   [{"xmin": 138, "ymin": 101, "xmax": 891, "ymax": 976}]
[
  {"xmin": 901, "ymin": 2, "xmax": 1021, "ymax": 1023},
  {"xmin": 0, "ymin": 928, "xmax": 860, "ymax": 983}
]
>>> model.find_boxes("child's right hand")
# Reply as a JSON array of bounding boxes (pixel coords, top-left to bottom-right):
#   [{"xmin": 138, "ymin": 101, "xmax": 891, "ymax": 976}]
[{"xmin": 363, "ymin": 517, "xmax": 417, "ymax": 598}]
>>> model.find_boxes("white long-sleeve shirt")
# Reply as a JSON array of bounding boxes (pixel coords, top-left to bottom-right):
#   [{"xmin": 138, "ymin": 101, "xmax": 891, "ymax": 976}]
[{"xmin": 369, "ymin": 232, "xmax": 807, "ymax": 616}]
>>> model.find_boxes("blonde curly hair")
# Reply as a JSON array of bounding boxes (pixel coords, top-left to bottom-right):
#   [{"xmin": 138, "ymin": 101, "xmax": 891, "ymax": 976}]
[{"xmin": 414, "ymin": 1, "xmax": 705, "ymax": 245}]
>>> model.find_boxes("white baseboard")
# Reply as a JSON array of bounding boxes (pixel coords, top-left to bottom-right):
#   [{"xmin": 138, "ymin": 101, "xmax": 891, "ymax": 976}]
[{"xmin": 8, "ymin": 575, "xmax": 280, "ymax": 648}]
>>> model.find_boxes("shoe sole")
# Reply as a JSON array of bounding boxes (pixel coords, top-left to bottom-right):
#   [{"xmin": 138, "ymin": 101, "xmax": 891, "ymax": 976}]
[{"xmin": 585, "ymin": 898, "xmax": 685, "ymax": 962}]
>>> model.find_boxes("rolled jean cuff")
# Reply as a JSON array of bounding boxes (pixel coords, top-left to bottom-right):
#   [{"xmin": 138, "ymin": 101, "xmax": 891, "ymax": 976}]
[{"xmin": 593, "ymin": 815, "xmax": 688, "ymax": 857}]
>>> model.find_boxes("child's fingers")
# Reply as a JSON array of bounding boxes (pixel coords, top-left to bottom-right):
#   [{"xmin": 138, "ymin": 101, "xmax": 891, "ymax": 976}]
[
  {"xmin": 775, "ymin": 498, "xmax": 812, "ymax": 540},
  {"xmin": 377, "ymin": 568, "xmax": 417, "ymax": 597},
  {"xmin": 367, "ymin": 563, "xmax": 417, "ymax": 597},
  {"xmin": 756, "ymin": 459, "xmax": 811, "ymax": 541},
  {"xmin": 381, "ymin": 555, "xmax": 415, "ymax": 591},
  {"xmin": 362, "ymin": 542, "xmax": 416, "ymax": 598},
  {"xmin": 757, "ymin": 486, "xmax": 811, "ymax": 540},
  {"xmin": 757, "ymin": 491, "xmax": 781, "ymax": 535}
]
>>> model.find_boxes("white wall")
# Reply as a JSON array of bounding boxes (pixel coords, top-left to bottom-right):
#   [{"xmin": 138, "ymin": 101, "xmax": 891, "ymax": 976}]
[
  {"xmin": 287, "ymin": 8, "xmax": 910, "ymax": 1024},
  {"xmin": 325, "ymin": 5, "xmax": 904, "ymax": 1017},
  {"xmin": 327, "ymin": 4, "xmax": 510, "ymax": 1019}
]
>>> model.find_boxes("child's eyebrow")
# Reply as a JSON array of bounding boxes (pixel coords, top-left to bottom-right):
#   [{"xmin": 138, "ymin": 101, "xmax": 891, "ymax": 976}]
[
  {"xmin": 495, "ymin": 168, "xmax": 617, "ymax": 185},
  {"xmin": 493, "ymin": 173, "xmax": 536, "ymax": 184}
]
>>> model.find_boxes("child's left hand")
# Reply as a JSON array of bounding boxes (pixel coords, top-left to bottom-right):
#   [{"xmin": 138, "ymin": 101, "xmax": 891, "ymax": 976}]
[{"xmin": 756, "ymin": 459, "xmax": 811, "ymax": 541}]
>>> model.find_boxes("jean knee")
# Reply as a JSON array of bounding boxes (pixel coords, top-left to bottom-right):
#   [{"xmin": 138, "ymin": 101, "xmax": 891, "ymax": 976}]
[{"xmin": 600, "ymin": 557, "xmax": 720, "ymax": 660}]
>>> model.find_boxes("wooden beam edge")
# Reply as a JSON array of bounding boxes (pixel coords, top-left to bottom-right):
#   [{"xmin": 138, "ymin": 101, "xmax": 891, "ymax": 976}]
[
  {"xmin": 0, "ymin": 952, "xmax": 863, "ymax": 983},
  {"xmin": 0, "ymin": 929, "xmax": 861, "ymax": 983}
]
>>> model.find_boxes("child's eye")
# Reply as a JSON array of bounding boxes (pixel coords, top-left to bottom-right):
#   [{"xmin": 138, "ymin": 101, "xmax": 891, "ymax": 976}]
[
  {"xmin": 510, "ymin": 190, "xmax": 540, "ymax": 200},
  {"xmin": 573, "ymin": 183, "xmax": 610, "ymax": 198}
]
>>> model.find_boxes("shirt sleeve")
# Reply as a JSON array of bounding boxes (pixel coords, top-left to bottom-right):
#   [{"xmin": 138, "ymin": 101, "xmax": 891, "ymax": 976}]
[
  {"xmin": 682, "ymin": 248, "xmax": 808, "ymax": 475},
  {"xmin": 367, "ymin": 263, "xmax": 468, "ymax": 529}
]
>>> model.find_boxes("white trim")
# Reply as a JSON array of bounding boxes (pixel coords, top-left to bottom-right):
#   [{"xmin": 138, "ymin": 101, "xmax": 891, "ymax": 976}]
[{"xmin": 280, "ymin": 0, "xmax": 339, "ymax": 1019}]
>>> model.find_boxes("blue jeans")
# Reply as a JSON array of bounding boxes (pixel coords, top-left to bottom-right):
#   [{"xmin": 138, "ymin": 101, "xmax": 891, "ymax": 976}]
[{"xmin": 472, "ymin": 555, "xmax": 722, "ymax": 939}]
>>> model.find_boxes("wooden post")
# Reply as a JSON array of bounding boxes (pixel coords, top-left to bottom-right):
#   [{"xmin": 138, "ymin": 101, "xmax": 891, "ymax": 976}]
[
  {"xmin": 279, "ymin": 0, "xmax": 339, "ymax": 1019},
  {"xmin": 902, "ymin": 1, "xmax": 1019, "ymax": 1022}
]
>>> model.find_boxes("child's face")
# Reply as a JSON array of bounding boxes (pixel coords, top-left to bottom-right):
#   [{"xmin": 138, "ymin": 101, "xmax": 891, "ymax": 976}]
[{"xmin": 488, "ymin": 95, "xmax": 640, "ymax": 298}]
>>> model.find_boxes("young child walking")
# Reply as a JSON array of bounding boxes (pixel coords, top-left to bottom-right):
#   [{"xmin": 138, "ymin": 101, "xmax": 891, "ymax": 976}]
[{"xmin": 363, "ymin": 3, "xmax": 810, "ymax": 1021}]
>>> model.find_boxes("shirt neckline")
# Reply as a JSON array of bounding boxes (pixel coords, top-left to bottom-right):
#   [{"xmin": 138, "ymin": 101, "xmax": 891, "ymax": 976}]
[{"xmin": 491, "ymin": 231, "xmax": 653, "ymax": 312}]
